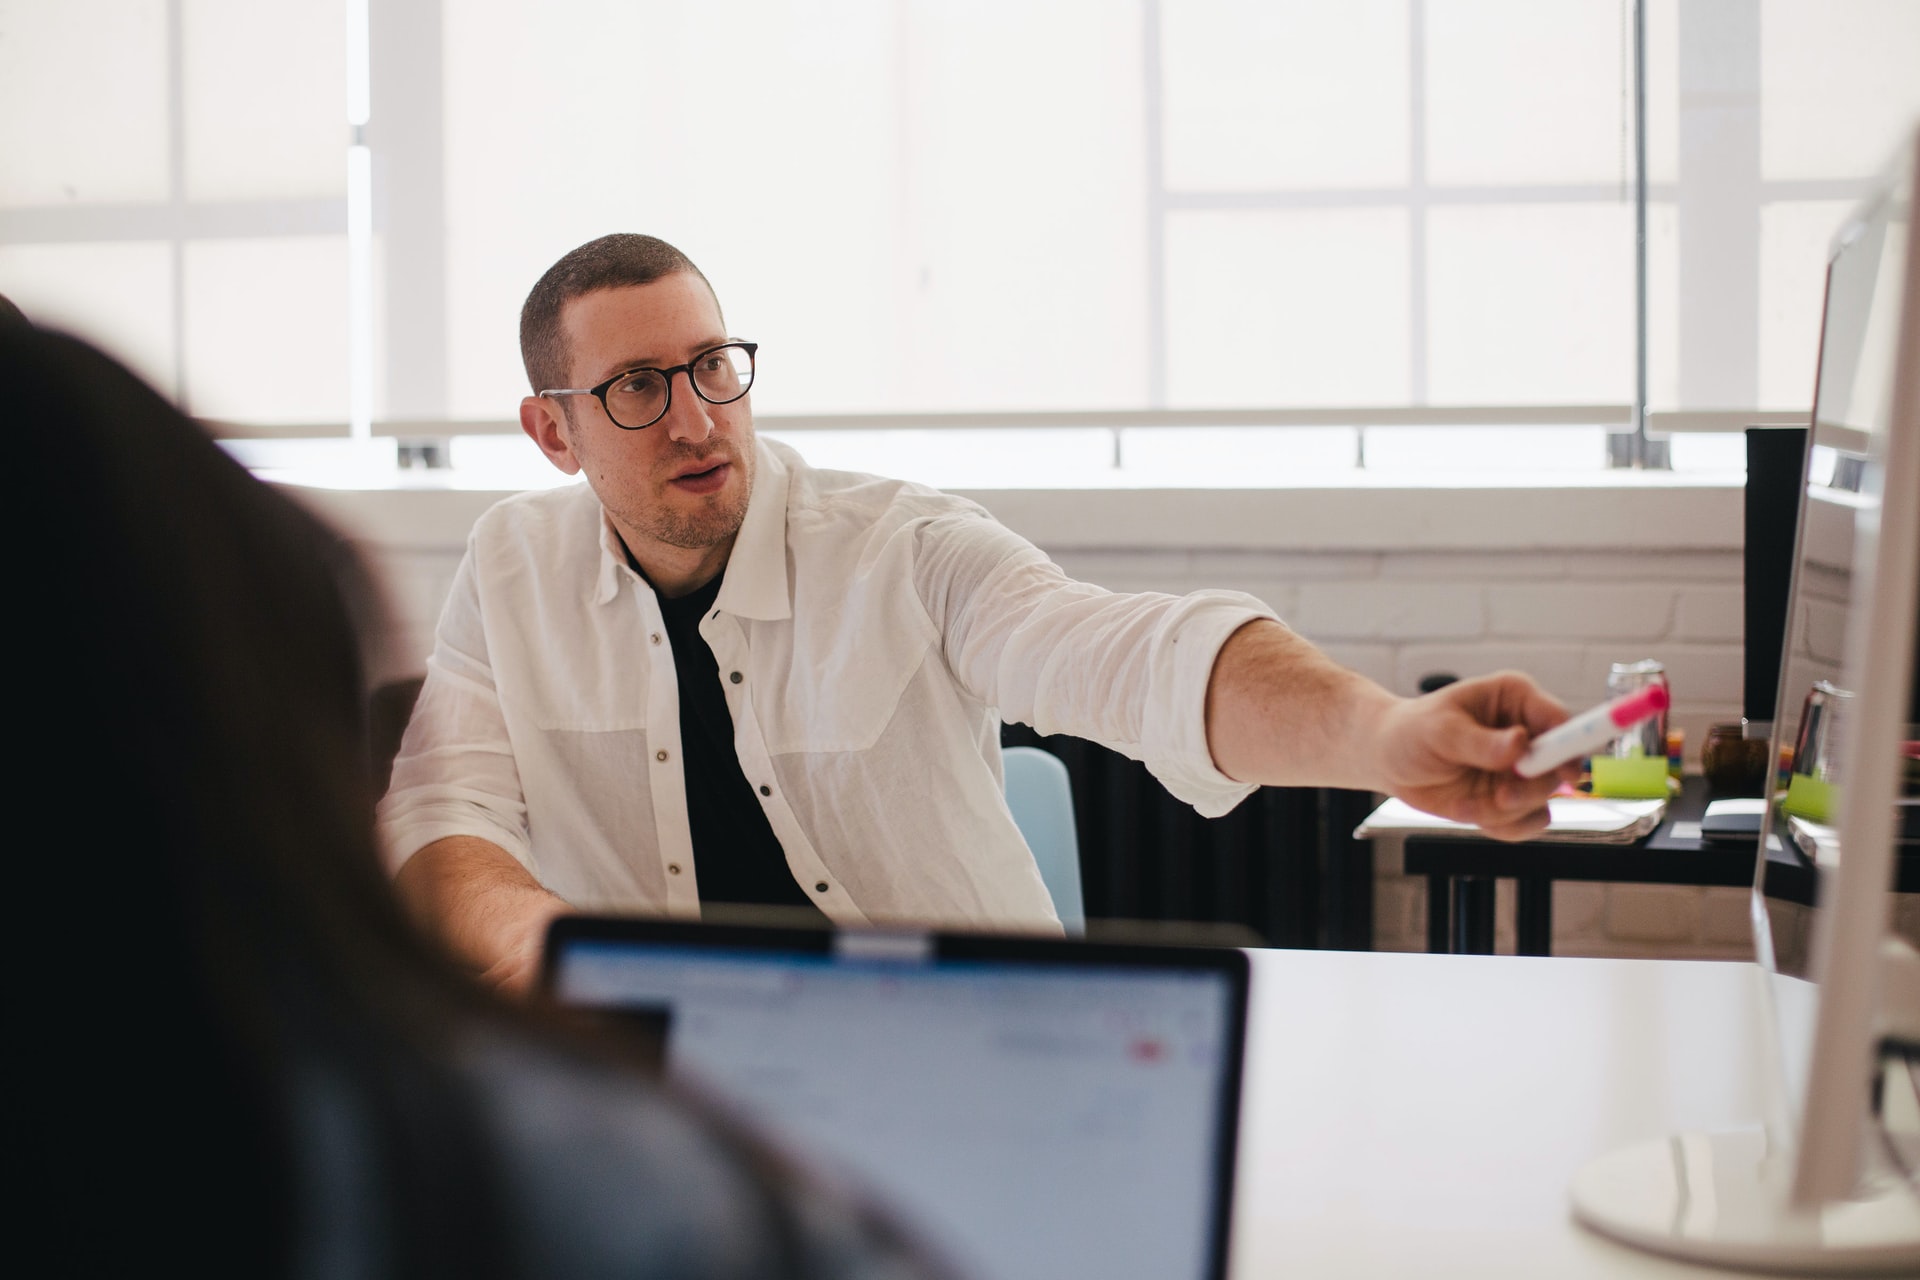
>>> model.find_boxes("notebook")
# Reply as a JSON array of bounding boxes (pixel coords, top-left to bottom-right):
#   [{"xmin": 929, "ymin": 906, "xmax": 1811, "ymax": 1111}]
[
  {"xmin": 1353, "ymin": 794, "xmax": 1668, "ymax": 845},
  {"xmin": 542, "ymin": 917, "xmax": 1250, "ymax": 1280}
]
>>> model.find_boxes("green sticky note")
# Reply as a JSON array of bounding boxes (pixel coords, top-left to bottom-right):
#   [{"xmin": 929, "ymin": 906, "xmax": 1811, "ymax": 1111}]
[
  {"xmin": 1590, "ymin": 754, "xmax": 1671, "ymax": 799},
  {"xmin": 1781, "ymin": 773, "xmax": 1839, "ymax": 824}
]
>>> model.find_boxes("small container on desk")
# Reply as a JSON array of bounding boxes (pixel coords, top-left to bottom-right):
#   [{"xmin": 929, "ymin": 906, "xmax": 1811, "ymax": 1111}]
[
  {"xmin": 1591, "ymin": 659, "xmax": 1672, "ymax": 799},
  {"xmin": 1702, "ymin": 722, "xmax": 1772, "ymax": 798},
  {"xmin": 1782, "ymin": 679, "xmax": 1854, "ymax": 823}
]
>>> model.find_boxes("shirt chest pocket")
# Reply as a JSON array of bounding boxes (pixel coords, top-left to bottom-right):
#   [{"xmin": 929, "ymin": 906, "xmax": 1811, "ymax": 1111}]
[
  {"xmin": 513, "ymin": 618, "xmax": 661, "ymax": 734},
  {"xmin": 756, "ymin": 610, "xmax": 936, "ymax": 755}
]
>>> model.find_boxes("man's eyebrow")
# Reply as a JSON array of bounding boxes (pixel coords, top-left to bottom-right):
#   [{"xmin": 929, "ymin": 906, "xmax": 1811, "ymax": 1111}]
[{"xmin": 589, "ymin": 336, "xmax": 731, "ymax": 384}]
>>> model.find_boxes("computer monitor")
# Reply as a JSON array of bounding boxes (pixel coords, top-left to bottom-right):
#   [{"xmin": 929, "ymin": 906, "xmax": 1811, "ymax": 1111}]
[
  {"xmin": 1570, "ymin": 122, "xmax": 1920, "ymax": 1271},
  {"xmin": 1783, "ymin": 120, "xmax": 1920, "ymax": 1215}
]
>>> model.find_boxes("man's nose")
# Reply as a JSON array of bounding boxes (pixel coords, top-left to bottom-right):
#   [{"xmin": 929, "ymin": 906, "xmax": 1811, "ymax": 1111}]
[{"xmin": 661, "ymin": 368, "xmax": 715, "ymax": 443}]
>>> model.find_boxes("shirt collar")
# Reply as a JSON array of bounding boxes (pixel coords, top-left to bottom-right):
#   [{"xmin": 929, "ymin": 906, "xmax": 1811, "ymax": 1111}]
[
  {"xmin": 590, "ymin": 437, "xmax": 792, "ymax": 621},
  {"xmin": 593, "ymin": 508, "xmax": 628, "ymax": 605},
  {"xmin": 713, "ymin": 437, "xmax": 792, "ymax": 622}
]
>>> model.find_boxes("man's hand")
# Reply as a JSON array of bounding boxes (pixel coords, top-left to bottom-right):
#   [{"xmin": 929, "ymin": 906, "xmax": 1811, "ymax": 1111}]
[
  {"xmin": 1368, "ymin": 672, "xmax": 1572, "ymax": 840},
  {"xmin": 393, "ymin": 836, "xmax": 572, "ymax": 997},
  {"xmin": 1206, "ymin": 621, "xmax": 1574, "ymax": 840}
]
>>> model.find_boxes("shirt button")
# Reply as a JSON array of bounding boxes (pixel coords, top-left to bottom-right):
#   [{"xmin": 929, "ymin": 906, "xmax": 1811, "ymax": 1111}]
[
  {"xmin": 651, "ymin": 633, "xmax": 662, "ymax": 645},
  {"xmin": 729, "ymin": 671, "xmax": 742, "ymax": 684},
  {"xmin": 656, "ymin": 750, "xmax": 669, "ymax": 762},
  {"xmin": 668, "ymin": 863, "xmax": 681, "ymax": 875},
  {"xmin": 814, "ymin": 881, "xmax": 829, "ymax": 894},
  {"xmin": 759, "ymin": 784, "xmax": 771, "ymax": 797}
]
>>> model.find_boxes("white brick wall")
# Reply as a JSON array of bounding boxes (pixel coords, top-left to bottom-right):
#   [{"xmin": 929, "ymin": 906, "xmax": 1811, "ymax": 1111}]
[
  {"xmin": 1046, "ymin": 539, "xmax": 1752, "ymax": 960},
  {"xmin": 1049, "ymin": 542, "xmax": 1747, "ymax": 775},
  {"xmin": 294, "ymin": 477, "xmax": 1767, "ymax": 961}
]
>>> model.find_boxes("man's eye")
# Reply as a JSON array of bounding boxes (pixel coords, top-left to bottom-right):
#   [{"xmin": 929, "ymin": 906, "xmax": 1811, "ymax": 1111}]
[{"xmin": 613, "ymin": 371, "xmax": 661, "ymax": 394}]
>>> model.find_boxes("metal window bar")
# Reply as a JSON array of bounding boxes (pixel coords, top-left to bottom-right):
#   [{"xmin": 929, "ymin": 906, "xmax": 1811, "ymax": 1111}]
[
  {"xmin": 202, "ymin": 403, "xmax": 1799, "ymax": 484},
  {"xmin": 200, "ymin": 403, "xmax": 1641, "ymax": 440}
]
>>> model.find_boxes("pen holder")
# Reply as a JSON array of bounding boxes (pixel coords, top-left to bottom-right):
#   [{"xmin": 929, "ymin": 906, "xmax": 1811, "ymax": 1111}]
[{"xmin": 1779, "ymin": 681, "xmax": 1852, "ymax": 822}]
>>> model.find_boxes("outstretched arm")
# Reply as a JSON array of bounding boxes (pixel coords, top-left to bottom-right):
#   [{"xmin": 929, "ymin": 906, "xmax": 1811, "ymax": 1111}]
[
  {"xmin": 394, "ymin": 835, "xmax": 572, "ymax": 996},
  {"xmin": 1203, "ymin": 619, "xmax": 1571, "ymax": 840}
]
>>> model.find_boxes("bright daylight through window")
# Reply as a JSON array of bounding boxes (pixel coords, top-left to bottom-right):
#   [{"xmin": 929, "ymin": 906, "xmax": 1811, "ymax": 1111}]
[{"xmin": 2, "ymin": 1, "xmax": 1917, "ymax": 484}]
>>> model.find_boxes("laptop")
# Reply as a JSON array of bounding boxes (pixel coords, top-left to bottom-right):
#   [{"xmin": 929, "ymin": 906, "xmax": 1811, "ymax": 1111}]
[{"xmin": 542, "ymin": 917, "xmax": 1250, "ymax": 1280}]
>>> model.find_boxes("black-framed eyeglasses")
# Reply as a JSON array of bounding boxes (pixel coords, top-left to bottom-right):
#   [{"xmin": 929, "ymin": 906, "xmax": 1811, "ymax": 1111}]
[{"xmin": 539, "ymin": 341, "xmax": 757, "ymax": 430}]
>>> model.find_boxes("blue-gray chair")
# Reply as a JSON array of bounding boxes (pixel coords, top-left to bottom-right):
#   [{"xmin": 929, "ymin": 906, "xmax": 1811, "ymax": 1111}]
[{"xmin": 1002, "ymin": 746, "xmax": 1085, "ymax": 934}]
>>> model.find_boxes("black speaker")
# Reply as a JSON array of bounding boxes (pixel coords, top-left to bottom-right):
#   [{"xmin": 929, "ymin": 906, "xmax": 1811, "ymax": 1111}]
[{"xmin": 1744, "ymin": 425, "xmax": 1810, "ymax": 727}]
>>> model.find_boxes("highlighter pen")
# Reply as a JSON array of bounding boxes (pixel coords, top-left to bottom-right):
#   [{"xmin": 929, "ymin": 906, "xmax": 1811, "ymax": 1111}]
[{"xmin": 1513, "ymin": 684, "xmax": 1670, "ymax": 779}]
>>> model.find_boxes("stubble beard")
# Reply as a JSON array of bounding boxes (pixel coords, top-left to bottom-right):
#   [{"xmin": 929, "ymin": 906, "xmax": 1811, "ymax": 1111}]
[{"xmin": 643, "ymin": 442, "xmax": 755, "ymax": 551}]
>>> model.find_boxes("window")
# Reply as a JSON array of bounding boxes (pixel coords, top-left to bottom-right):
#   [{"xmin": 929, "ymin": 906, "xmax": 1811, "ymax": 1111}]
[
  {"xmin": 1644, "ymin": 0, "xmax": 1920, "ymax": 417},
  {"xmin": 4, "ymin": 1, "xmax": 1917, "ymax": 474},
  {"xmin": 0, "ymin": 0, "xmax": 348, "ymax": 424}
]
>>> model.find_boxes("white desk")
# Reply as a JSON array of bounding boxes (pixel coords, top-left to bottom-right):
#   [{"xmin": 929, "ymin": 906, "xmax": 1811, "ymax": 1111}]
[{"xmin": 1231, "ymin": 951, "xmax": 1811, "ymax": 1278}]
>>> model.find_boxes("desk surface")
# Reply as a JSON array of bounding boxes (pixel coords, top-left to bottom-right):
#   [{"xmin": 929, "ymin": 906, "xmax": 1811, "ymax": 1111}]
[
  {"xmin": 1232, "ymin": 950, "xmax": 1810, "ymax": 1278},
  {"xmin": 1401, "ymin": 777, "xmax": 1920, "ymax": 901},
  {"xmin": 1403, "ymin": 775, "xmax": 1790, "ymax": 890}
]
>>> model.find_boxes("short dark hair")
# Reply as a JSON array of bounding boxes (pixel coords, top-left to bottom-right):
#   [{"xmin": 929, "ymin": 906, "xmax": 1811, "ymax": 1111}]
[{"xmin": 518, "ymin": 233, "xmax": 720, "ymax": 393}]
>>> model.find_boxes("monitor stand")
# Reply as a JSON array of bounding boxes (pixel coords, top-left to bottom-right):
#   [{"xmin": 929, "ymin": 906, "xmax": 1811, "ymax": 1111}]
[{"xmin": 1570, "ymin": 1127, "xmax": 1920, "ymax": 1274}]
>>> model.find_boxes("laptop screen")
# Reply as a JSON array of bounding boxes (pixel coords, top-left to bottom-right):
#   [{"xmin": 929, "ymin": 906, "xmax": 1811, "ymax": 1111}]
[{"xmin": 544, "ymin": 919, "xmax": 1248, "ymax": 1280}]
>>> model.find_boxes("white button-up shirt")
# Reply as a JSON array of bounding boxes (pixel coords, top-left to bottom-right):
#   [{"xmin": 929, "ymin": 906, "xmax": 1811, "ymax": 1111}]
[{"xmin": 377, "ymin": 439, "xmax": 1275, "ymax": 930}]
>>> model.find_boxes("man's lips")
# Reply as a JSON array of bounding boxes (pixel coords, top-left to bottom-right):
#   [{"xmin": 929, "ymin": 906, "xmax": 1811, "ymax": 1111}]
[{"xmin": 666, "ymin": 457, "xmax": 732, "ymax": 493}]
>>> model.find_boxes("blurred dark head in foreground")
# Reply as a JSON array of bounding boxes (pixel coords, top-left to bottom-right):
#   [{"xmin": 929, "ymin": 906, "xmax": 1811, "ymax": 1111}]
[{"xmin": 14, "ymin": 317, "xmax": 490, "ymax": 1271}]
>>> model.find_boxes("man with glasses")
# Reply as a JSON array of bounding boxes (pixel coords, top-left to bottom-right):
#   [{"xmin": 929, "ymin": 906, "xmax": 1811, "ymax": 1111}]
[{"xmin": 379, "ymin": 233, "xmax": 1571, "ymax": 993}]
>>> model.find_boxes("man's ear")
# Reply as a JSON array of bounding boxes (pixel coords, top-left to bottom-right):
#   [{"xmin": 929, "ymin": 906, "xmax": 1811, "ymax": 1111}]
[{"xmin": 520, "ymin": 395, "xmax": 582, "ymax": 475}]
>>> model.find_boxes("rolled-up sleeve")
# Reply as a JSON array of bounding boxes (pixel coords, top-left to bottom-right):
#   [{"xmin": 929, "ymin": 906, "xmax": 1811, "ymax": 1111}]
[
  {"xmin": 375, "ymin": 542, "xmax": 533, "ymax": 874},
  {"xmin": 912, "ymin": 511, "xmax": 1278, "ymax": 818}
]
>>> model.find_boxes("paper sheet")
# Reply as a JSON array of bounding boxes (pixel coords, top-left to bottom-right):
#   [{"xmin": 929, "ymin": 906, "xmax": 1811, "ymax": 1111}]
[{"xmin": 1353, "ymin": 795, "xmax": 1668, "ymax": 844}]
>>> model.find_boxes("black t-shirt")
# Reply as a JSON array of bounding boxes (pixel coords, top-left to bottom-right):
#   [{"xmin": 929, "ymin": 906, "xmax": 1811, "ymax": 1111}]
[{"xmin": 655, "ymin": 573, "xmax": 827, "ymax": 921}]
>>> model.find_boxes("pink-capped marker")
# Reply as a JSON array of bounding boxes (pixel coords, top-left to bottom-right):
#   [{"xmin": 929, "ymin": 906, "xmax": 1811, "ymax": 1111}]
[{"xmin": 1514, "ymin": 685, "xmax": 1670, "ymax": 778}]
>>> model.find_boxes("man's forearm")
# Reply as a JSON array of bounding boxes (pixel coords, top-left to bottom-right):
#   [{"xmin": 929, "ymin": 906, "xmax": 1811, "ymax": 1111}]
[
  {"xmin": 393, "ymin": 835, "xmax": 571, "ymax": 993},
  {"xmin": 1203, "ymin": 617, "xmax": 1573, "ymax": 840},
  {"xmin": 1203, "ymin": 618, "xmax": 1400, "ymax": 790}
]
